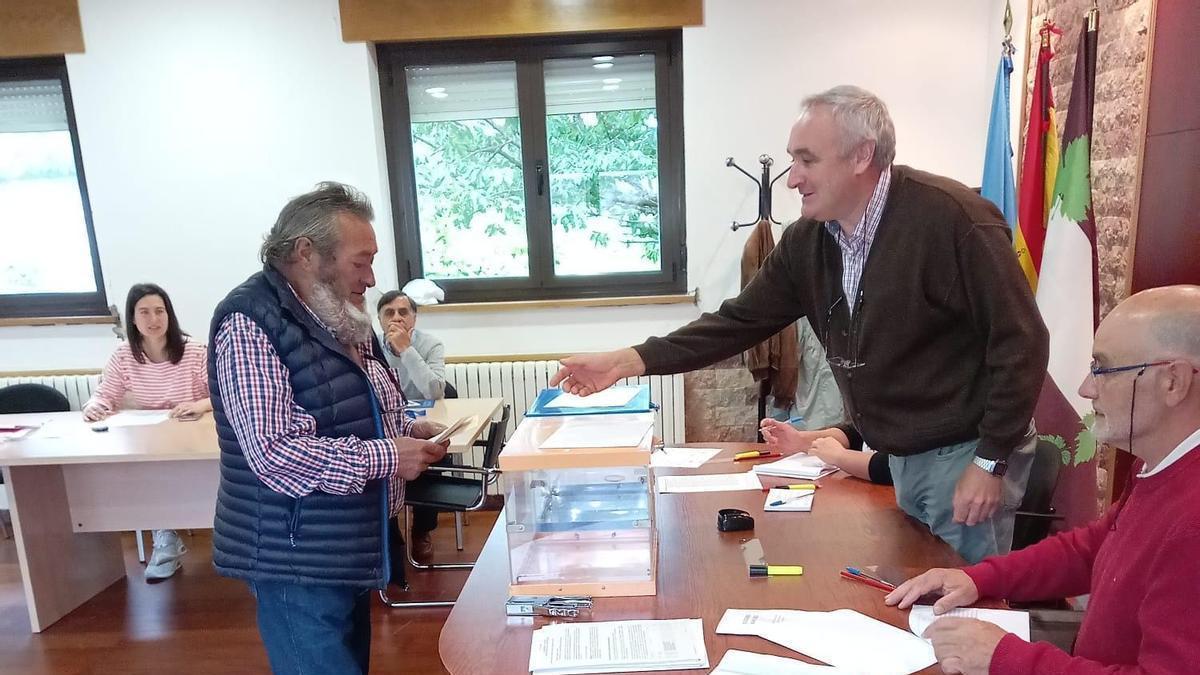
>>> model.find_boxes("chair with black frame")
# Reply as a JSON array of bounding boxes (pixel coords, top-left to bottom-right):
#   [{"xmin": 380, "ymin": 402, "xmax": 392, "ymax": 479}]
[
  {"xmin": 380, "ymin": 403, "xmax": 511, "ymax": 608},
  {"xmin": 1011, "ymin": 438, "xmax": 1066, "ymax": 552},
  {"xmin": 0, "ymin": 383, "xmax": 72, "ymax": 539}
]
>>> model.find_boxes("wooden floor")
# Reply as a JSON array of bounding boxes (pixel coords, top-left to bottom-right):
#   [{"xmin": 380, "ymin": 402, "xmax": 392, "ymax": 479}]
[{"xmin": 0, "ymin": 512, "xmax": 498, "ymax": 675}]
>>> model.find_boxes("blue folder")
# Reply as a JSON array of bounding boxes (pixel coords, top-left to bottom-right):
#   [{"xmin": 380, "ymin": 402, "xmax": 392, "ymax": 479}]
[{"xmin": 525, "ymin": 385, "xmax": 655, "ymax": 417}]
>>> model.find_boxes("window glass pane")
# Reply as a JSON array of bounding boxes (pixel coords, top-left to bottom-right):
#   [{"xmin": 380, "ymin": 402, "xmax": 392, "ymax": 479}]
[
  {"xmin": 544, "ymin": 54, "xmax": 660, "ymax": 276},
  {"xmin": 407, "ymin": 62, "xmax": 528, "ymax": 279},
  {"xmin": 0, "ymin": 79, "xmax": 96, "ymax": 295}
]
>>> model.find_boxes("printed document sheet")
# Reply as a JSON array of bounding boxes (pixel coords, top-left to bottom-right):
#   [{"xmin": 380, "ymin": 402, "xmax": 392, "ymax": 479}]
[{"xmin": 528, "ymin": 618, "xmax": 708, "ymax": 674}]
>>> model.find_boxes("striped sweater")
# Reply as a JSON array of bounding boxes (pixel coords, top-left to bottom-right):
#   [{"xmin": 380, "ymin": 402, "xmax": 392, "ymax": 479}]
[{"xmin": 85, "ymin": 341, "xmax": 210, "ymax": 413}]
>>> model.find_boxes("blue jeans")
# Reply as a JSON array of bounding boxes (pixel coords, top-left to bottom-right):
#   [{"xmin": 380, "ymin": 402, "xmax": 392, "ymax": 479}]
[
  {"xmin": 888, "ymin": 425, "xmax": 1036, "ymax": 564},
  {"xmin": 248, "ymin": 581, "xmax": 372, "ymax": 675}
]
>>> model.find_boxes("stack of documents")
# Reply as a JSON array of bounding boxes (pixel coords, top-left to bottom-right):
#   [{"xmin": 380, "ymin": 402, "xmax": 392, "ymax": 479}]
[
  {"xmin": 763, "ymin": 488, "xmax": 815, "ymax": 512},
  {"xmin": 908, "ymin": 605, "xmax": 1030, "ymax": 641},
  {"xmin": 528, "ymin": 618, "xmax": 708, "ymax": 674},
  {"xmin": 656, "ymin": 472, "xmax": 762, "ymax": 494},
  {"xmin": 717, "ymin": 608, "xmax": 936, "ymax": 675},
  {"xmin": 751, "ymin": 454, "xmax": 838, "ymax": 480}
]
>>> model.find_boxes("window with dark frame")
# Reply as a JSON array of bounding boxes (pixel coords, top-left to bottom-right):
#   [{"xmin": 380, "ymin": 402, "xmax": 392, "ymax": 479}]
[
  {"xmin": 378, "ymin": 32, "xmax": 686, "ymax": 303},
  {"xmin": 0, "ymin": 57, "xmax": 107, "ymax": 319}
]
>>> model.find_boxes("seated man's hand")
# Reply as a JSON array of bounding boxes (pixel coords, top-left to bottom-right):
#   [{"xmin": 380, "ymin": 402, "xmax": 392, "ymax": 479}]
[
  {"xmin": 759, "ymin": 418, "xmax": 821, "ymax": 452},
  {"xmin": 392, "ymin": 437, "xmax": 450, "ymax": 481},
  {"xmin": 924, "ymin": 617, "xmax": 1006, "ymax": 675},
  {"xmin": 550, "ymin": 348, "xmax": 645, "ymax": 396},
  {"xmin": 885, "ymin": 568, "xmax": 979, "ymax": 613},
  {"xmin": 409, "ymin": 419, "xmax": 446, "ymax": 440}
]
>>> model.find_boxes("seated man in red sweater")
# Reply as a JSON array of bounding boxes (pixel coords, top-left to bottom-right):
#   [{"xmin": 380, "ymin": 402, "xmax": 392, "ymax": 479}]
[{"xmin": 885, "ymin": 284, "xmax": 1200, "ymax": 674}]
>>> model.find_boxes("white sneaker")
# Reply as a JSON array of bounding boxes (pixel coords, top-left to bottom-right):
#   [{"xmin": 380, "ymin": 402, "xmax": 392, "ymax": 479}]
[{"xmin": 144, "ymin": 529, "xmax": 186, "ymax": 581}]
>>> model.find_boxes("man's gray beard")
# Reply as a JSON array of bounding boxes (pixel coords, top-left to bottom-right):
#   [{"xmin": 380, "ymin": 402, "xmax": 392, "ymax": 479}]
[{"xmin": 309, "ymin": 278, "xmax": 374, "ymax": 346}]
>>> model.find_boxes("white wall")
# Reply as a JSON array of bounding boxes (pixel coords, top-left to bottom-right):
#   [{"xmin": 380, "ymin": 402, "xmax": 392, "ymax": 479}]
[{"xmin": 0, "ymin": 0, "xmax": 1022, "ymax": 370}]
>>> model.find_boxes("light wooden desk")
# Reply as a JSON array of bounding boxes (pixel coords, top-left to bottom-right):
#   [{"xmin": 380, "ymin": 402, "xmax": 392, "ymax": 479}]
[
  {"xmin": 0, "ymin": 397, "xmax": 502, "ymax": 632},
  {"xmin": 439, "ymin": 443, "xmax": 971, "ymax": 674}
]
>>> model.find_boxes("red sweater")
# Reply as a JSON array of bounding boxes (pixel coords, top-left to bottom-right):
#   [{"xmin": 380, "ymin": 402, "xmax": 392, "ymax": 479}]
[{"xmin": 963, "ymin": 445, "xmax": 1200, "ymax": 674}]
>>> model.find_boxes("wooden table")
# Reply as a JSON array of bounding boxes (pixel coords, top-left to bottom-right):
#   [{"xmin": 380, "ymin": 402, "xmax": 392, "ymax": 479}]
[
  {"xmin": 439, "ymin": 444, "xmax": 968, "ymax": 673},
  {"xmin": 0, "ymin": 397, "xmax": 502, "ymax": 632}
]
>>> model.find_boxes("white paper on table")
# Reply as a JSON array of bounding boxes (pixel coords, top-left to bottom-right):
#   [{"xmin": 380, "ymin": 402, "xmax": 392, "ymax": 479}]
[
  {"xmin": 539, "ymin": 417, "xmax": 652, "ymax": 449},
  {"xmin": 711, "ymin": 649, "xmax": 837, "ymax": 674},
  {"xmin": 102, "ymin": 410, "xmax": 171, "ymax": 428},
  {"xmin": 649, "ymin": 446, "xmax": 721, "ymax": 468},
  {"xmin": 656, "ymin": 471, "xmax": 762, "ymax": 494},
  {"xmin": 763, "ymin": 488, "xmax": 815, "ymax": 512},
  {"xmin": 527, "ymin": 618, "xmax": 708, "ymax": 674},
  {"xmin": 908, "ymin": 605, "xmax": 1030, "ymax": 642},
  {"xmin": 546, "ymin": 386, "xmax": 641, "ymax": 409},
  {"xmin": 715, "ymin": 609, "xmax": 816, "ymax": 636},
  {"xmin": 758, "ymin": 609, "xmax": 936, "ymax": 675},
  {"xmin": 751, "ymin": 453, "xmax": 839, "ymax": 480}
]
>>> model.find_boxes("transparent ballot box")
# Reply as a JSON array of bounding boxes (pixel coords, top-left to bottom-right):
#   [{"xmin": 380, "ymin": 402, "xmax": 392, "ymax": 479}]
[{"xmin": 498, "ymin": 412, "xmax": 658, "ymax": 597}]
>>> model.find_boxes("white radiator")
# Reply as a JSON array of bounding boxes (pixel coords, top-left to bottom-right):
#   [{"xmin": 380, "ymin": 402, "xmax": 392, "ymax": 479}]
[
  {"xmin": 0, "ymin": 374, "xmax": 101, "ymax": 411},
  {"xmin": 445, "ymin": 360, "xmax": 685, "ymax": 446}
]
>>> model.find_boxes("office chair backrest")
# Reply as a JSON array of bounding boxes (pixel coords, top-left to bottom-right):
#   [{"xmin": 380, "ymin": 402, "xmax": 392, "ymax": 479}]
[
  {"xmin": 443, "ymin": 381, "xmax": 459, "ymax": 399},
  {"xmin": 1012, "ymin": 438, "xmax": 1065, "ymax": 550},
  {"xmin": 481, "ymin": 404, "xmax": 511, "ymax": 470},
  {"xmin": 0, "ymin": 383, "xmax": 71, "ymax": 414}
]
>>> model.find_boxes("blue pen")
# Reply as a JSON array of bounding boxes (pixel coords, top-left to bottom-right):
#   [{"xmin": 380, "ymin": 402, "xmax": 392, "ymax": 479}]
[{"xmin": 769, "ymin": 490, "xmax": 814, "ymax": 507}]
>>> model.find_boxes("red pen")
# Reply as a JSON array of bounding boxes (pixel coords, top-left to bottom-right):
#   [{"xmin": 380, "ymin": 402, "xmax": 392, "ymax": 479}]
[{"xmin": 839, "ymin": 570, "xmax": 894, "ymax": 592}]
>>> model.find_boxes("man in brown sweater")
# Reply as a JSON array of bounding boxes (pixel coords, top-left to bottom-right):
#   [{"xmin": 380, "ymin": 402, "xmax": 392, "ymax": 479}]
[{"xmin": 551, "ymin": 86, "xmax": 1049, "ymax": 563}]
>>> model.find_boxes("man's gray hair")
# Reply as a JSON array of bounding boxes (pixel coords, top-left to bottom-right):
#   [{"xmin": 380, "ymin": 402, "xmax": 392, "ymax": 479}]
[
  {"xmin": 800, "ymin": 85, "xmax": 896, "ymax": 170},
  {"xmin": 260, "ymin": 182, "xmax": 375, "ymax": 267}
]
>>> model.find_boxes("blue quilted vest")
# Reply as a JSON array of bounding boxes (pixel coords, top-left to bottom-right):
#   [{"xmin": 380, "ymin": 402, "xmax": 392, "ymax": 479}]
[{"xmin": 208, "ymin": 267, "xmax": 392, "ymax": 588}]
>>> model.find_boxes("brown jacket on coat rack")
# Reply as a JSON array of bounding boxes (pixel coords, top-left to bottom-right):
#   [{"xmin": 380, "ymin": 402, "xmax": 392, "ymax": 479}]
[{"xmin": 740, "ymin": 218, "xmax": 799, "ymax": 409}]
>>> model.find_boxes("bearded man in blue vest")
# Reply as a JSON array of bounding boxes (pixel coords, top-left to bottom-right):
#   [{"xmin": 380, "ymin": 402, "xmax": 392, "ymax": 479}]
[{"xmin": 208, "ymin": 182, "xmax": 448, "ymax": 674}]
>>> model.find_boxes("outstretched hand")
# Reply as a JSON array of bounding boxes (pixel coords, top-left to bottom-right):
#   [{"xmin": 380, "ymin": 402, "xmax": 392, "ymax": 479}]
[{"xmin": 549, "ymin": 348, "xmax": 646, "ymax": 396}]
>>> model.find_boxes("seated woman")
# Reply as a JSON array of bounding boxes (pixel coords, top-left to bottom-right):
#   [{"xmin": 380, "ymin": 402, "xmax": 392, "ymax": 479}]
[
  {"xmin": 760, "ymin": 418, "xmax": 892, "ymax": 485},
  {"xmin": 83, "ymin": 283, "xmax": 211, "ymax": 581}
]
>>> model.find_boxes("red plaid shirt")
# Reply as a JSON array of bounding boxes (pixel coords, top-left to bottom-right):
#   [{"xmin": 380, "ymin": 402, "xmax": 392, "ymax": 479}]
[{"xmin": 213, "ymin": 301, "xmax": 411, "ymax": 515}]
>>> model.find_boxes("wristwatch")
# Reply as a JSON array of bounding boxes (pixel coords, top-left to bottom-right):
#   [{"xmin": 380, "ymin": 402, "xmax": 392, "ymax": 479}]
[{"xmin": 972, "ymin": 456, "xmax": 1008, "ymax": 477}]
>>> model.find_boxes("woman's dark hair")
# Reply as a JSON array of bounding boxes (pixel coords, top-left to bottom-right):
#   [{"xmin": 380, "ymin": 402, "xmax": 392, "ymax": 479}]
[{"xmin": 125, "ymin": 283, "xmax": 187, "ymax": 364}]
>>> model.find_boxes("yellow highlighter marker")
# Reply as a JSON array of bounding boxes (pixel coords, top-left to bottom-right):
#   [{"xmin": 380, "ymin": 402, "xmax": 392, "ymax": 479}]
[{"xmin": 749, "ymin": 564, "xmax": 804, "ymax": 577}]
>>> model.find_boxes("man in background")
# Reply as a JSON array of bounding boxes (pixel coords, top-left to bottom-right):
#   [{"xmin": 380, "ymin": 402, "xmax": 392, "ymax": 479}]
[{"xmin": 378, "ymin": 290, "xmax": 448, "ymax": 401}]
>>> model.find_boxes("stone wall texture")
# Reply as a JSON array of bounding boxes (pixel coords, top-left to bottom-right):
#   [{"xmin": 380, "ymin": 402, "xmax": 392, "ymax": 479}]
[
  {"xmin": 683, "ymin": 354, "xmax": 760, "ymax": 443},
  {"xmin": 1027, "ymin": 0, "xmax": 1150, "ymax": 318}
]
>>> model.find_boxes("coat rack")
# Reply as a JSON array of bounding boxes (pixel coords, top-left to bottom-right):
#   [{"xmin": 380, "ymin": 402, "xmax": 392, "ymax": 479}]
[{"xmin": 727, "ymin": 154, "xmax": 791, "ymax": 230}]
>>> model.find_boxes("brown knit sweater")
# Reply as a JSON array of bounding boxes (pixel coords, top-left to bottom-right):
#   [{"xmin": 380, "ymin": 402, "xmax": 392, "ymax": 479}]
[{"xmin": 635, "ymin": 165, "xmax": 1048, "ymax": 460}]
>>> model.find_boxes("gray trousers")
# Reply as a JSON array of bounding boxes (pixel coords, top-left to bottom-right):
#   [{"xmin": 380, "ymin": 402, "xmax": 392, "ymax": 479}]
[{"xmin": 888, "ymin": 424, "xmax": 1036, "ymax": 564}]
